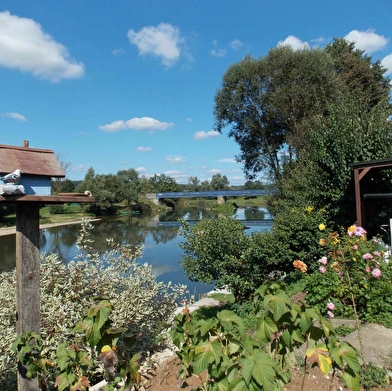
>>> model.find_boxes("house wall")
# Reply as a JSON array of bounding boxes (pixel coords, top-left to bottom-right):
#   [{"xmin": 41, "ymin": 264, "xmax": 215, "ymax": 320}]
[{"xmin": 19, "ymin": 176, "xmax": 51, "ymax": 195}]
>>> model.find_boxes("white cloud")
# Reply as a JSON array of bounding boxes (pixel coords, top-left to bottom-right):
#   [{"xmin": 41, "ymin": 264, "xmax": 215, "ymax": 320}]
[
  {"xmin": 72, "ymin": 164, "xmax": 86, "ymax": 172},
  {"xmin": 136, "ymin": 146, "xmax": 152, "ymax": 152},
  {"xmin": 136, "ymin": 166, "xmax": 147, "ymax": 173},
  {"xmin": 99, "ymin": 117, "xmax": 174, "ymax": 132},
  {"xmin": 112, "ymin": 48, "xmax": 125, "ymax": 55},
  {"xmin": 211, "ymin": 49, "xmax": 226, "ymax": 57},
  {"xmin": 165, "ymin": 170, "xmax": 188, "ymax": 182},
  {"xmin": 166, "ymin": 156, "xmax": 186, "ymax": 164},
  {"xmin": 278, "ymin": 35, "xmax": 310, "ymax": 50},
  {"xmin": 218, "ymin": 158, "xmax": 236, "ymax": 163},
  {"xmin": 194, "ymin": 130, "xmax": 220, "ymax": 140},
  {"xmin": 165, "ymin": 170, "xmax": 183, "ymax": 175},
  {"xmin": 127, "ymin": 23, "xmax": 183, "ymax": 67},
  {"xmin": 344, "ymin": 29, "xmax": 388, "ymax": 54},
  {"xmin": 0, "ymin": 11, "xmax": 84, "ymax": 82},
  {"xmin": 381, "ymin": 54, "xmax": 392, "ymax": 76},
  {"xmin": 207, "ymin": 169, "xmax": 221, "ymax": 174},
  {"xmin": 229, "ymin": 39, "xmax": 243, "ymax": 50},
  {"xmin": 2, "ymin": 111, "xmax": 26, "ymax": 121}
]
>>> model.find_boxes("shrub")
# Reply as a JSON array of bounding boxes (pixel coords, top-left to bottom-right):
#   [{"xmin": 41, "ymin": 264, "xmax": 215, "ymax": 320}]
[
  {"xmin": 305, "ymin": 224, "xmax": 392, "ymax": 325},
  {"xmin": 171, "ymin": 281, "xmax": 361, "ymax": 391},
  {"xmin": 0, "ymin": 219, "xmax": 184, "ymax": 390}
]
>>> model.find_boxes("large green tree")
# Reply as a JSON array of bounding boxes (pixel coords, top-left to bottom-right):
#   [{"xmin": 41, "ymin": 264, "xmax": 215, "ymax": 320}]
[
  {"xmin": 116, "ymin": 168, "xmax": 141, "ymax": 208},
  {"xmin": 214, "ymin": 41, "xmax": 391, "ymax": 183},
  {"xmin": 213, "ymin": 46, "xmax": 341, "ymax": 181},
  {"xmin": 210, "ymin": 173, "xmax": 230, "ymax": 190},
  {"xmin": 214, "ymin": 39, "xmax": 392, "ymax": 226}
]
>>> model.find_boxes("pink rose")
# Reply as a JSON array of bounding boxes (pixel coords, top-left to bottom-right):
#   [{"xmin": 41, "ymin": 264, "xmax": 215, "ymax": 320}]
[
  {"xmin": 353, "ymin": 244, "xmax": 358, "ymax": 250},
  {"xmin": 327, "ymin": 302, "xmax": 335, "ymax": 311},
  {"xmin": 327, "ymin": 310, "xmax": 334, "ymax": 318},
  {"xmin": 366, "ymin": 267, "xmax": 371, "ymax": 272},
  {"xmin": 319, "ymin": 266, "xmax": 327, "ymax": 274},
  {"xmin": 372, "ymin": 268, "xmax": 382, "ymax": 278},
  {"xmin": 319, "ymin": 256, "xmax": 328, "ymax": 265}
]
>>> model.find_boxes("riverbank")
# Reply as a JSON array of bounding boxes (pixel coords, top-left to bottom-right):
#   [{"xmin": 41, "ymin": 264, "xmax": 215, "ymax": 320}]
[{"xmin": 0, "ymin": 218, "xmax": 101, "ymax": 237}]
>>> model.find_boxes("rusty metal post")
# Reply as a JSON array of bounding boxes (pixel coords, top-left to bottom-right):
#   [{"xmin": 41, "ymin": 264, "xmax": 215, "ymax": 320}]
[{"xmin": 15, "ymin": 203, "xmax": 40, "ymax": 391}]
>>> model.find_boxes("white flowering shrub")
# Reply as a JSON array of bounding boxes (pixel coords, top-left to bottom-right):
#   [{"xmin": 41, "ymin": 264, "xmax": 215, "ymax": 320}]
[{"xmin": 0, "ymin": 219, "xmax": 184, "ymax": 389}]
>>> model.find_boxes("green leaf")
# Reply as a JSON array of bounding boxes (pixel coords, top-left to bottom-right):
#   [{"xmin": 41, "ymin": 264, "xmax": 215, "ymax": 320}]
[
  {"xmin": 257, "ymin": 316, "xmax": 277, "ymax": 343},
  {"xmin": 217, "ymin": 310, "xmax": 245, "ymax": 338},
  {"xmin": 342, "ymin": 370, "xmax": 360, "ymax": 391},
  {"xmin": 193, "ymin": 342, "xmax": 216, "ymax": 373},
  {"xmin": 242, "ymin": 352, "xmax": 277, "ymax": 390},
  {"xmin": 56, "ymin": 344, "xmax": 69, "ymax": 371},
  {"xmin": 264, "ymin": 291, "xmax": 291, "ymax": 321}
]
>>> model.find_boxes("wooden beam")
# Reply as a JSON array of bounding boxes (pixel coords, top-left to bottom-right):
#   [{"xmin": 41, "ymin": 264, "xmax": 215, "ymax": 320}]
[
  {"xmin": 0, "ymin": 195, "xmax": 96, "ymax": 204},
  {"xmin": 16, "ymin": 203, "xmax": 40, "ymax": 391},
  {"xmin": 353, "ymin": 168, "xmax": 363, "ymax": 227}
]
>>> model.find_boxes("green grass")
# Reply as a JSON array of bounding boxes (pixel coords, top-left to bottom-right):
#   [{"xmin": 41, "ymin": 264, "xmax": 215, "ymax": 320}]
[{"xmin": 0, "ymin": 204, "xmax": 95, "ymax": 228}]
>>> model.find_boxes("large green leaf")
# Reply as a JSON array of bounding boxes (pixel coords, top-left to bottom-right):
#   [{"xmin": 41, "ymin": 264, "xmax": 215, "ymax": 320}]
[
  {"xmin": 242, "ymin": 352, "xmax": 277, "ymax": 390},
  {"xmin": 342, "ymin": 370, "xmax": 360, "ymax": 391},
  {"xmin": 193, "ymin": 340, "xmax": 221, "ymax": 373},
  {"xmin": 257, "ymin": 316, "xmax": 277, "ymax": 343},
  {"xmin": 217, "ymin": 310, "xmax": 245, "ymax": 338},
  {"xmin": 264, "ymin": 291, "xmax": 291, "ymax": 321}
]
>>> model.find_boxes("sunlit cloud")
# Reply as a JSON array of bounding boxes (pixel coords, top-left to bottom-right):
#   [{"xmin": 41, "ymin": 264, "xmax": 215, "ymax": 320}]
[
  {"xmin": 218, "ymin": 158, "xmax": 236, "ymax": 163},
  {"xmin": 112, "ymin": 48, "xmax": 125, "ymax": 55},
  {"xmin": 211, "ymin": 49, "xmax": 226, "ymax": 57},
  {"xmin": 278, "ymin": 35, "xmax": 310, "ymax": 50},
  {"xmin": 381, "ymin": 54, "xmax": 392, "ymax": 76},
  {"xmin": 2, "ymin": 111, "xmax": 26, "ymax": 121},
  {"xmin": 99, "ymin": 117, "xmax": 174, "ymax": 132},
  {"xmin": 136, "ymin": 146, "xmax": 153, "ymax": 152},
  {"xmin": 72, "ymin": 164, "xmax": 86, "ymax": 172},
  {"xmin": 136, "ymin": 166, "xmax": 147, "ymax": 173},
  {"xmin": 127, "ymin": 23, "xmax": 183, "ymax": 68},
  {"xmin": 229, "ymin": 39, "xmax": 243, "ymax": 50},
  {"xmin": 0, "ymin": 11, "xmax": 84, "ymax": 82},
  {"xmin": 166, "ymin": 156, "xmax": 186, "ymax": 164},
  {"xmin": 344, "ymin": 29, "xmax": 388, "ymax": 54},
  {"xmin": 165, "ymin": 170, "xmax": 188, "ymax": 182},
  {"xmin": 194, "ymin": 130, "xmax": 220, "ymax": 140}
]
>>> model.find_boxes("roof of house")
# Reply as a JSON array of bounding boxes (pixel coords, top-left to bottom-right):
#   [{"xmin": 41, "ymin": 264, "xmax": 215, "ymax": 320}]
[{"xmin": 0, "ymin": 143, "xmax": 65, "ymax": 178}]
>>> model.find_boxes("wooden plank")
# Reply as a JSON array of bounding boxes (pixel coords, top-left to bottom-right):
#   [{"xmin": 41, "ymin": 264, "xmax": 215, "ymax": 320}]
[
  {"xmin": 15, "ymin": 203, "xmax": 40, "ymax": 391},
  {"xmin": 0, "ymin": 195, "xmax": 96, "ymax": 204}
]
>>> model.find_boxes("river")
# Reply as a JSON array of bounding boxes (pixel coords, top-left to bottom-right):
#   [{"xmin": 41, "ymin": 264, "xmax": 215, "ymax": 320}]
[{"xmin": 0, "ymin": 207, "xmax": 271, "ymax": 298}]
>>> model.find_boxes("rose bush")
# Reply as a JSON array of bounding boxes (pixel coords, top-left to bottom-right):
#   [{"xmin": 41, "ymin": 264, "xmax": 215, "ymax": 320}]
[{"xmin": 304, "ymin": 224, "xmax": 392, "ymax": 325}]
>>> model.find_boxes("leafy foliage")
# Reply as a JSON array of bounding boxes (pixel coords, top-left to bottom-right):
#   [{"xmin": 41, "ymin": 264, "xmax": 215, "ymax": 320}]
[
  {"xmin": 171, "ymin": 281, "xmax": 361, "ymax": 391},
  {"xmin": 0, "ymin": 219, "xmax": 184, "ymax": 390},
  {"xmin": 305, "ymin": 224, "xmax": 392, "ymax": 325},
  {"xmin": 13, "ymin": 297, "xmax": 141, "ymax": 391}
]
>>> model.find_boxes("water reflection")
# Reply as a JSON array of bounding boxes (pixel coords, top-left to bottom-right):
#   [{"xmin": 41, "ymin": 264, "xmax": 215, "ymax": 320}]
[{"xmin": 0, "ymin": 207, "xmax": 271, "ymax": 296}]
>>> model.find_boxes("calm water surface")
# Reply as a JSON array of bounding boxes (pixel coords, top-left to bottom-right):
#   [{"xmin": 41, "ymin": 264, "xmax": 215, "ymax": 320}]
[{"xmin": 0, "ymin": 207, "xmax": 271, "ymax": 297}]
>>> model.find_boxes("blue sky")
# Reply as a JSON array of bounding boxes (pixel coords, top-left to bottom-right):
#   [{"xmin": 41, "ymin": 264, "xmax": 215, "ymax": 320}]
[{"xmin": 1, "ymin": 1, "xmax": 391, "ymax": 185}]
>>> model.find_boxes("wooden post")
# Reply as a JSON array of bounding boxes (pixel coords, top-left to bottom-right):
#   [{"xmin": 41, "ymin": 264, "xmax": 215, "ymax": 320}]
[{"xmin": 15, "ymin": 203, "xmax": 40, "ymax": 391}]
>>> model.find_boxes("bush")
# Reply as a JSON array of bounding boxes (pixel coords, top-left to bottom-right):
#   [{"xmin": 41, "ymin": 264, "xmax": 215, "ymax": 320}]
[
  {"xmin": 49, "ymin": 204, "xmax": 66, "ymax": 214},
  {"xmin": 305, "ymin": 224, "xmax": 392, "ymax": 325},
  {"xmin": 0, "ymin": 219, "xmax": 184, "ymax": 390},
  {"xmin": 171, "ymin": 281, "xmax": 361, "ymax": 391}
]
